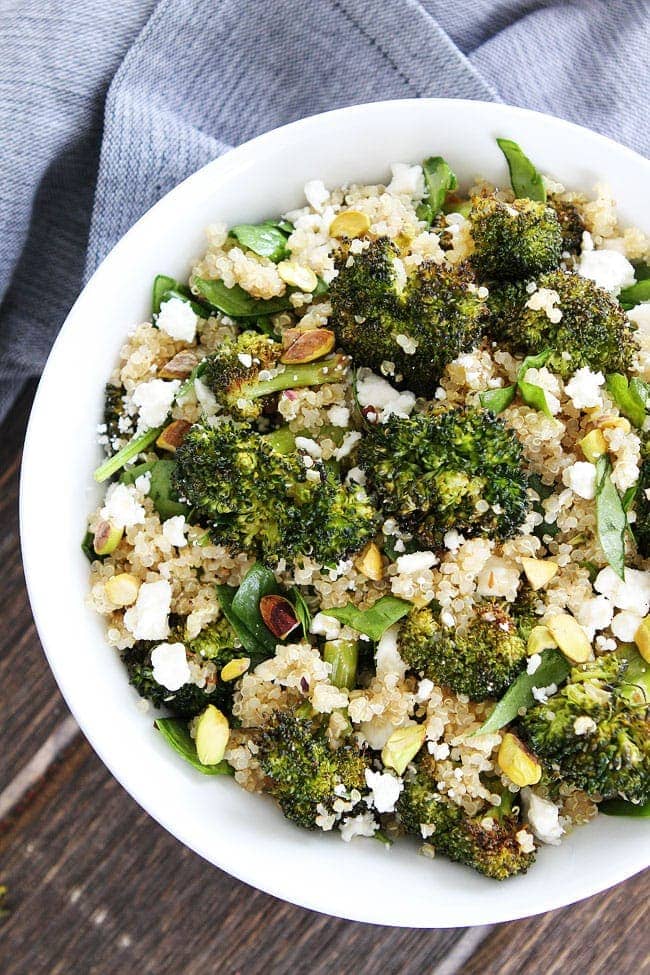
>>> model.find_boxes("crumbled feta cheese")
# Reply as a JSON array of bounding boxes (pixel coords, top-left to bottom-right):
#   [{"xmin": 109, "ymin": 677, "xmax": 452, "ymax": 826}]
[
  {"xmin": 364, "ymin": 769, "xmax": 403, "ymax": 813},
  {"xmin": 578, "ymin": 247, "xmax": 635, "ymax": 293},
  {"xmin": 443, "ymin": 529, "xmax": 464, "ymax": 552},
  {"xmin": 576, "ymin": 595, "xmax": 614, "ymax": 637},
  {"xmin": 334, "ymin": 431, "xmax": 362, "ymax": 460},
  {"xmin": 611, "ymin": 610, "xmax": 644, "ymax": 642},
  {"xmin": 531, "ymin": 682, "xmax": 558, "ymax": 704},
  {"xmin": 345, "ymin": 466, "xmax": 366, "ymax": 486},
  {"xmin": 295, "ymin": 436, "xmax": 322, "ymax": 459},
  {"xmin": 562, "ymin": 461, "xmax": 597, "ymax": 499},
  {"xmin": 150, "ymin": 642, "xmax": 190, "ymax": 691},
  {"xmin": 395, "ymin": 551, "xmax": 438, "ymax": 573},
  {"xmin": 521, "ymin": 789, "xmax": 563, "ymax": 846},
  {"xmin": 375, "ymin": 625, "xmax": 407, "ymax": 680},
  {"xmin": 476, "ymin": 556, "xmax": 521, "ymax": 601},
  {"xmin": 564, "ymin": 367, "xmax": 605, "ymax": 410},
  {"xmin": 328, "ymin": 405, "xmax": 350, "ymax": 428},
  {"xmin": 100, "ymin": 482, "xmax": 145, "ymax": 528},
  {"xmin": 310, "ymin": 613, "xmax": 342, "ymax": 641},
  {"xmin": 527, "ymin": 653, "xmax": 542, "ymax": 675},
  {"xmin": 162, "ymin": 515, "xmax": 187, "ymax": 548},
  {"xmin": 525, "ymin": 287, "xmax": 562, "ymax": 324},
  {"xmin": 132, "ymin": 378, "xmax": 180, "ymax": 430},
  {"xmin": 194, "ymin": 377, "xmax": 218, "ymax": 412},
  {"xmin": 516, "ymin": 829, "xmax": 536, "ymax": 854},
  {"xmin": 394, "ymin": 333, "xmax": 418, "ymax": 355},
  {"xmin": 237, "ymin": 352, "xmax": 253, "ymax": 368},
  {"xmin": 134, "ymin": 472, "xmax": 151, "ymax": 495},
  {"xmin": 156, "ymin": 297, "xmax": 198, "ymax": 342},
  {"xmin": 427, "ymin": 741, "xmax": 450, "ymax": 760},
  {"xmin": 339, "ymin": 811, "xmax": 378, "ymax": 842},
  {"xmin": 416, "ymin": 678, "xmax": 435, "ymax": 703},
  {"xmin": 386, "ymin": 162, "xmax": 424, "ymax": 198},
  {"xmin": 356, "ymin": 368, "xmax": 416, "ymax": 422},
  {"xmin": 573, "ymin": 715, "xmax": 597, "ymax": 736},
  {"xmin": 124, "ymin": 580, "xmax": 171, "ymax": 640},
  {"xmin": 595, "ymin": 566, "xmax": 650, "ymax": 615},
  {"xmin": 304, "ymin": 179, "xmax": 329, "ymax": 213}
]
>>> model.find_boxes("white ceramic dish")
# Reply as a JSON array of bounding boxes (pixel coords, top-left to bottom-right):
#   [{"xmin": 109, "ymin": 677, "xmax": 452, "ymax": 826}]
[{"xmin": 21, "ymin": 99, "xmax": 650, "ymax": 927}]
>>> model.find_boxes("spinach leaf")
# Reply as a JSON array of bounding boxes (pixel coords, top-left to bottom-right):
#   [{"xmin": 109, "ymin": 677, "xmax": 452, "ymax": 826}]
[
  {"xmin": 606, "ymin": 373, "xmax": 647, "ymax": 428},
  {"xmin": 229, "ymin": 222, "xmax": 290, "ymax": 262},
  {"xmin": 231, "ymin": 563, "xmax": 281, "ymax": 655},
  {"xmin": 155, "ymin": 717, "xmax": 231, "ymax": 775},
  {"xmin": 81, "ymin": 530, "xmax": 106, "ymax": 563},
  {"xmin": 418, "ymin": 156, "xmax": 458, "ymax": 225},
  {"xmin": 192, "ymin": 275, "xmax": 328, "ymax": 319},
  {"xmin": 152, "ymin": 274, "xmax": 208, "ymax": 317},
  {"xmin": 471, "ymin": 649, "xmax": 570, "ymax": 737},
  {"xmin": 496, "ymin": 138, "xmax": 546, "ymax": 203},
  {"xmin": 325, "ymin": 595, "xmax": 411, "ymax": 641},
  {"xmin": 595, "ymin": 455, "xmax": 628, "ymax": 580},
  {"xmin": 290, "ymin": 586, "xmax": 312, "ymax": 634},
  {"xmin": 480, "ymin": 385, "xmax": 516, "ymax": 414},
  {"xmin": 93, "ymin": 426, "xmax": 162, "ymax": 483},
  {"xmin": 599, "ymin": 798, "xmax": 650, "ymax": 818},
  {"xmin": 619, "ymin": 278, "xmax": 650, "ymax": 311},
  {"xmin": 121, "ymin": 459, "xmax": 188, "ymax": 521},
  {"xmin": 216, "ymin": 585, "xmax": 272, "ymax": 660}
]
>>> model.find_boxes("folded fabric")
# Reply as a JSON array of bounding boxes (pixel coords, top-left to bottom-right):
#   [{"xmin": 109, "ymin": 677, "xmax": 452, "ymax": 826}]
[{"xmin": 1, "ymin": 0, "xmax": 649, "ymax": 420}]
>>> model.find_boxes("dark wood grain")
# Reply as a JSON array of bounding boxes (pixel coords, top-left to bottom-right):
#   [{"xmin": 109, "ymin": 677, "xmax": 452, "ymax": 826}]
[
  {"xmin": 0, "ymin": 382, "xmax": 75, "ymax": 793},
  {"xmin": 0, "ymin": 741, "xmax": 463, "ymax": 975},
  {"xmin": 460, "ymin": 869, "xmax": 650, "ymax": 975}
]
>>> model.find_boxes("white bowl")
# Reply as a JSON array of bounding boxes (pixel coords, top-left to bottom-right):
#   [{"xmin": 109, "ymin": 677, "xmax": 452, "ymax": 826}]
[{"xmin": 21, "ymin": 99, "xmax": 650, "ymax": 927}]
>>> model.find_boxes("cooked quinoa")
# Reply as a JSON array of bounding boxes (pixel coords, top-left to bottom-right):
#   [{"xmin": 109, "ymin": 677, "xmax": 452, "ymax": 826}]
[{"xmin": 87, "ymin": 141, "xmax": 650, "ymax": 880}]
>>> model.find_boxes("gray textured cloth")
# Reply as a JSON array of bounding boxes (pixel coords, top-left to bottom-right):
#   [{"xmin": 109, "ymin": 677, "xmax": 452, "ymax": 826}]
[{"xmin": 1, "ymin": 0, "xmax": 649, "ymax": 419}]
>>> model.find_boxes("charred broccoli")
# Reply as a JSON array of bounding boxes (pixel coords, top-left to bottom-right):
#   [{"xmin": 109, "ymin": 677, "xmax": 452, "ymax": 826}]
[
  {"xmin": 550, "ymin": 199, "xmax": 586, "ymax": 254},
  {"xmin": 358, "ymin": 406, "xmax": 529, "ymax": 549},
  {"xmin": 256, "ymin": 710, "xmax": 370, "ymax": 828},
  {"xmin": 203, "ymin": 330, "xmax": 349, "ymax": 421},
  {"xmin": 399, "ymin": 600, "xmax": 528, "ymax": 700},
  {"xmin": 470, "ymin": 194, "xmax": 563, "ymax": 281},
  {"xmin": 330, "ymin": 237, "xmax": 487, "ymax": 396},
  {"xmin": 633, "ymin": 436, "xmax": 650, "ymax": 558},
  {"xmin": 173, "ymin": 419, "xmax": 376, "ymax": 565},
  {"xmin": 519, "ymin": 650, "xmax": 650, "ymax": 803},
  {"xmin": 397, "ymin": 753, "xmax": 535, "ymax": 880},
  {"xmin": 503, "ymin": 270, "xmax": 635, "ymax": 377},
  {"xmin": 122, "ymin": 618, "xmax": 241, "ymax": 717},
  {"xmin": 103, "ymin": 383, "xmax": 131, "ymax": 455}
]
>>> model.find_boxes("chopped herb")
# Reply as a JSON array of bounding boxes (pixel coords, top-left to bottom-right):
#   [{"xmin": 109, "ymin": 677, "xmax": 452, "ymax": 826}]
[
  {"xmin": 417, "ymin": 156, "xmax": 457, "ymax": 225},
  {"xmin": 290, "ymin": 586, "xmax": 312, "ymax": 634},
  {"xmin": 496, "ymin": 138, "xmax": 546, "ymax": 202},
  {"xmin": 471, "ymin": 649, "xmax": 570, "ymax": 736},
  {"xmin": 325, "ymin": 595, "xmax": 411, "ymax": 641},
  {"xmin": 595, "ymin": 455, "xmax": 628, "ymax": 580}
]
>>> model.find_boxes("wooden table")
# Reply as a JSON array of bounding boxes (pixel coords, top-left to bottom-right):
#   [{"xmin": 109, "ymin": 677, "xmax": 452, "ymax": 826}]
[{"xmin": 2, "ymin": 383, "xmax": 648, "ymax": 975}]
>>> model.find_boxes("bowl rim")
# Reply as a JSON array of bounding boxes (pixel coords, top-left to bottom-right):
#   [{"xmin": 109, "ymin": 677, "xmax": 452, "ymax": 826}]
[{"xmin": 20, "ymin": 97, "xmax": 650, "ymax": 927}]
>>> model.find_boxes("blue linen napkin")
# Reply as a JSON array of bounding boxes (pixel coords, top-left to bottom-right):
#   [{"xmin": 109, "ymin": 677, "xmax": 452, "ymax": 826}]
[{"xmin": 1, "ymin": 0, "xmax": 649, "ymax": 420}]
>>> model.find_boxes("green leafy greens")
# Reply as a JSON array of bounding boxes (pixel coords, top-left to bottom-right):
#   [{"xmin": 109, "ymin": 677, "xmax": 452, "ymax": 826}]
[
  {"xmin": 155, "ymin": 717, "xmax": 231, "ymax": 775},
  {"xmin": 480, "ymin": 350, "xmax": 554, "ymax": 418},
  {"xmin": 595, "ymin": 455, "xmax": 628, "ymax": 580},
  {"xmin": 216, "ymin": 563, "xmax": 281, "ymax": 660},
  {"xmin": 496, "ymin": 138, "xmax": 546, "ymax": 202},
  {"xmin": 229, "ymin": 220, "xmax": 293, "ymax": 262},
  {"xmin": 606, "ymin": 373, "xmax": 650, "ymax": 428},
  {"xmin": 417, "ymin": 156, "xmax": 458, "ymax": 225},
  {"xmin": 324, "ymin": 595, "xmax": 411, "ymax": 641},
  {"xmin": 471, "ymin": 649, "xmax": 571, "ymax": 736}
]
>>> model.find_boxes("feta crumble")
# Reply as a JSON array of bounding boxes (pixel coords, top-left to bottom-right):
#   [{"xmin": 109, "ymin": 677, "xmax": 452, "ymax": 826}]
[
  {"xmin": 395, "ymin": 551, "xmax": 438, "ymax": 573},
  {"xmin": 339, "ymin": 811, "xmax": 379, "ymax": 842},
  {"xmin": 162, "ymin": 515, "xmax": 187, "ymax": 548},
  {"xmin": 562, "ymin": 461, "xmax": 597, "ymax": 500},
  {"xmin": 310, "ymin": 613, "xmax": 342, "ymax": 641},
  {"xmin": 526, "ymin": 653, "xmax": 542, "ymax": 675},
  {"xmin": 150, "ymin": 642, "xmax": 190, "ymax": 691},
  {"xmin": 132, "ymin": 378, "xmax": 180, "ymax": 430},
  {"xmin": 573, "ymin": 716, "xmax": 597, "ymax": 736},
  {"xmin": 564, "ymin": 367, "xmax": 605, "ymax": 410},
  {"xmin": 365, "ymin": 769, "xmax": 403, "ymax": 813},
  {"xmin": 124, "ymin": 579, "xmax": 172, "ymax": 640},
  {"xmin": 356, "ymin": 368, "xmax": 416, "ymax": 422},
  {"xmin": 386, "ymin": 162, "xmax": 424, "ymax": 198},
  {"xmin": 578, "ymin": 246, "xmax": 635, "ymax": 294},
  {"xmin": 156, "ymin": 297, "xmax": 198, "ymax": 343},
  {"xmin": 595, "ymin": 566, "xmax": 650, "ymax": 615},
  {"xmin": 100, "ymin": 482, "xmax": 145, "ymax": 529},
  {"xmin": 521, "ymin": 789, "xmax": 563, "ymax": 845}
]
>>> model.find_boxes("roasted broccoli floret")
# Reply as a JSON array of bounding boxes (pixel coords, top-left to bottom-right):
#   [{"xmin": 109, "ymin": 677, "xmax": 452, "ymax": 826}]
[
  {"xmin": 397, "ymin": 754, "xmax": 535, "ymax": 880},
  {"xmin": 550, "ymin": 199, "xmax": 586, "ymax": 254},
  {"xmin": 256, "ymin": 710, "xmax": 370, "ymax": 828},
  {"xmin": 103, "ymin": 383, "xmax": 131, "ymax": 455},
  {"xmin": 470, "ymin": 194, "xmax": 563, "ymax": 281},
  {"xmin": 330, "ymin": 237, "xmax": 487, "ymax": 396},
  {"xmin": 173, "ymin": 420, "xmax": 377, "ymax": 565},
  {"xmin": 399, "ymin": 600, "xmax": 528, "ymax": 700},
  {"xmin": 203, "ymin": 330, "xmax": 349, "ymax": 421},
  {"xmin": 504, "ymin": 270, "xmax": 634, "ymax": 377},
  {"xmin": 122, "ymin": 618, "xmax": 241, "ymax": 717},
  {"xmin": 358, "ymin": 406, "xmax": 529, "ymax": 549},
  {"xmin": 519, "ymin": 650, "xmax": 650, "ymax": 803},
  {"xmin": 485, "ymin": 280, "xmax": 530, "ymax": 342}
]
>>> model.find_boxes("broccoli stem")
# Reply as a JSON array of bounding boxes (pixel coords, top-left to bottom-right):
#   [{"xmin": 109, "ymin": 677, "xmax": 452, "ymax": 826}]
[
  {"xmin": 93, "ymin": 426, "xmax": 162, "ymax": 483},
  {"xmin": 323, "ymin": 639, "xmax": 358, "ymax": 690},
  {"xmin": 247, "ymin": 357, "xmax": 347, "ymax": 402}
]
